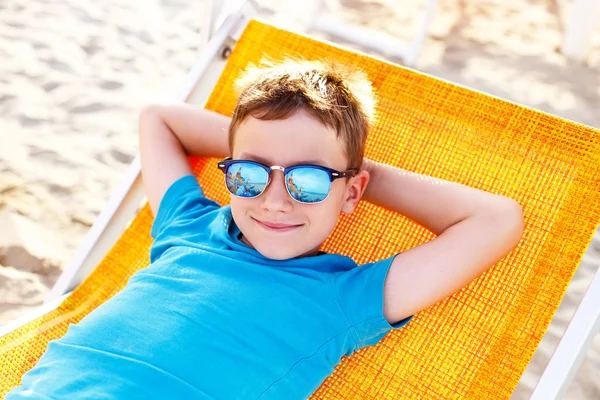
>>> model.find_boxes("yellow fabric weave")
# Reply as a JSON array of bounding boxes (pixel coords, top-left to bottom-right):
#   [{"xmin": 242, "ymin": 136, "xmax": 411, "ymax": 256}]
[{"xmin": 3, "ymin": 20, "xmax": 600, "ymax": 399}]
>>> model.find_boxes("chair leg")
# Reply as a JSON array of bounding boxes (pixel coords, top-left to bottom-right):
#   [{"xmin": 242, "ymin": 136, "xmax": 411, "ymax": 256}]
[{"xmin": 200, "ymin": 0, "xmax": 226, "ymax": 50}]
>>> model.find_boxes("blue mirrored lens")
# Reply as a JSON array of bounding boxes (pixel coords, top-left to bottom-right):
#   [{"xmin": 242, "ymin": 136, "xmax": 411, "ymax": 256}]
[
  {"xmin": 286, "ymin": 167, "xmax": 330, "ymax": 203},
  {"xmin": 225, "ymin": 162, "xmax": 268, "ymax": 198}
]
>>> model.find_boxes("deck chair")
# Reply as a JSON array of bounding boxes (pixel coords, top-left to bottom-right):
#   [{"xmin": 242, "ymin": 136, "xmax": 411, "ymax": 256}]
[{"xmin": 2, "ymin": 2, "xmax": 600, "ymax": 399}]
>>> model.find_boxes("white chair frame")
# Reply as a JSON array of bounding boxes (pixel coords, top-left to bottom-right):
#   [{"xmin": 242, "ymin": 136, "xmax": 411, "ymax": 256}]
[
  {"xmin": 2, "ymin": 2, "xmax": 599, "ymax": 399},
  {"xmin": 561, "ymin": 0, "xmax": 600, "ymax": 61},
  {"xmin": 307, "ymin": 0, "xmax": 438, "ymax": 67}
]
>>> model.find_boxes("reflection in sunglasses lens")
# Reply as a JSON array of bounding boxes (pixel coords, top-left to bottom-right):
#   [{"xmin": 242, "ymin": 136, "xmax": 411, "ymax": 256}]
[
  {"xmin": 226, "ymin": 163, "xmax": 267, "ymax": 198},
  {"xmin": 286, "ymin": 167, "xmax": 329, "ymax": 203}
]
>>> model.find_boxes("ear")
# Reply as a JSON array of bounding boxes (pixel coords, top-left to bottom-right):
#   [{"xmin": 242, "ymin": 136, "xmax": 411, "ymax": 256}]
[{"xmin": 341, "ymin": 170, "xmax": 370, "ymax": 214}]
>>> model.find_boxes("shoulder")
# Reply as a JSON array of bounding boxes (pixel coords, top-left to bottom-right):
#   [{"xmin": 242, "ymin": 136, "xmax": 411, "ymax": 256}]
[
  {"xmin": 149, "ymin": 201, "xmax": 226, "ymax": 263},
  {"xmin": 330, "ymin": 255, "xmax": 413, "ymax": 349}
]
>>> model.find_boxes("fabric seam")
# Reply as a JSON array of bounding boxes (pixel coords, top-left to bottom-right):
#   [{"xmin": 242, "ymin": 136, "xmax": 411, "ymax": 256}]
[
  {"xmin": 254, "ymin": 325, "xmax": 357, "ymax": 399},
  {"xmin": 151, "ymin": 175, "xmax": 217, "ymax": 239},
  {"xmin": 329, "ymin": 273, "xmax": 361, "ymax": 349},
  {"xmin": 151, "ymin": 175, "xmax": 196, "ymax": 238}
]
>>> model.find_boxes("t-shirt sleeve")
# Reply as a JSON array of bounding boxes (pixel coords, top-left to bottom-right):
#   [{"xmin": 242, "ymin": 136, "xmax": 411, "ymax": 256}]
[
  {"xmin": 149, "ymin": 175, "xmax": 220, "ymax": 261},
  {"xmin": 331, "ymin": 253, "xmax": 414, "ymax": 350}
]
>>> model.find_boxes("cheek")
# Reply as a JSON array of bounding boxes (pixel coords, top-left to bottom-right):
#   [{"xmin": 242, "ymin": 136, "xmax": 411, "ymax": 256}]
[
  {"xmin": 230, "ymin": 197, "xmax": 254, "ymax": 211},
  {"xmin": 328, "ymin": 184, "xmax": 348, "ymax": 210},
  {"xmin": 306, "ymin": 201, "xmax": 343, "ymax": 228},
  {"xmin": 229, "ymin": 198, "xmax": 248, "ymax": 223},
  {"xmin": 229, "ymin": 198, "xmax": 239, "ymax": 213}
]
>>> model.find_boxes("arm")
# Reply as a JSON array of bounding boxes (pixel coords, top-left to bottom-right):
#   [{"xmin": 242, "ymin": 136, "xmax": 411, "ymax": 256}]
[
  {"xmin": 138, "ymin": 102, "xmax": 232, "ymax": 217},
  {"xmin": 361, "ymin": 158, "xmax": 525, "ymax": 324}
]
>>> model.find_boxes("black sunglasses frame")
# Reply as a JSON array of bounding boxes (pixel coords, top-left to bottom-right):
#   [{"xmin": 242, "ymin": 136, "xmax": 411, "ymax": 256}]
[{"xmin": 217, "ymin": 157, "xmax": 359, "ymax": 203}]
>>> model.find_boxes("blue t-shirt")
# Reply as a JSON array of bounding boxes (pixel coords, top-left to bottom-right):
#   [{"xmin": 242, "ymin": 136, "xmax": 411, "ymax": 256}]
[{"xmin": 7, "ymin": 175, "xmax": 413, "ymax": 400}]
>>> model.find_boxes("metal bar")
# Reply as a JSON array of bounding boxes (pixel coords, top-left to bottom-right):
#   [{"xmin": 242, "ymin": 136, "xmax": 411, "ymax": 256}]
[
  {"xmin": 0, "ymin": 293, "xmax": 70, "ymax": 337},
  {"xmin": 529, "ymin": 265, "xmax": 600, "ymax": 399},
  {"xmin": 46, "ymin": 157, "xmax": 144, "ymax": 302}
]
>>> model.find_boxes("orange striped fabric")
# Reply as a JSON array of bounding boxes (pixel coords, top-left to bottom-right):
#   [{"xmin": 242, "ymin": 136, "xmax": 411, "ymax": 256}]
[{"xmin": 2, "ymin": 20, "xmax": 600, "ymax": 399}]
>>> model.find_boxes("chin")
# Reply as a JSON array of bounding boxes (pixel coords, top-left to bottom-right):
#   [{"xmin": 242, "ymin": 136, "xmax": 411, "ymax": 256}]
[
  {"xmin": 254, "ymin": 242, "xmax": 302, "ymax": 260},
  {"xmin": 247, "ymin": 236, "xmax": 318, "ymax": 260}
]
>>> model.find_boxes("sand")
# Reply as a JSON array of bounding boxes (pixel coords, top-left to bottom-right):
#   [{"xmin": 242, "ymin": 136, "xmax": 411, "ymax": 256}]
[{"xmin": 1, "ymin": 0, "xmax": 599, "ymax": 398}]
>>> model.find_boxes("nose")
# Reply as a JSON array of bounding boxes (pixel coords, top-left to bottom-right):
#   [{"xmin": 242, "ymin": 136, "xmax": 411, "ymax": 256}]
[{"xmin": 260, "ymin": 170, "xmax": 293, "ymax": 212}]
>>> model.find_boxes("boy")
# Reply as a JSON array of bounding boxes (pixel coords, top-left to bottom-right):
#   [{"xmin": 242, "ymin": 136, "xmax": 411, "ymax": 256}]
[{"xmin": 6, "ymin": 58, "xmax": 524, "ymax": 399}]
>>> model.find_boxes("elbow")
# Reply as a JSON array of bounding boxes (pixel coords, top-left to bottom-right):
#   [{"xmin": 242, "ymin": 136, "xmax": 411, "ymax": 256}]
[
  {"xmin": 498, "ymin": 199, "xmax": 526, "ymax": 245},
  {"xmin": 506, "ymin": 199, "xmax": 524, "ymax": 227},
  {"xmin": 138, "ymin": 104, "xmax": 167, "ymax": 139},
  {"xmin": 139, "ymin": 104, "xmax": 161, "ymax": 126},
  {"xmin": 481, "ymin": 198, "xmax": 525, "ymax": 244},
  {"xmin": 513, "ymin": 202, "xmax": 525, "ymax": 242}
]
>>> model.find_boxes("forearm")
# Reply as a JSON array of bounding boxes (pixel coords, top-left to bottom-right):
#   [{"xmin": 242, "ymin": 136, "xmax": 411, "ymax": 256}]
[
  {"xmin": 139, "ymin": 102, "xmax": 231, "ymax": 159},
  {"xmin": 362, "ymin": 158, "xmax": 521, "ymax": 236}
]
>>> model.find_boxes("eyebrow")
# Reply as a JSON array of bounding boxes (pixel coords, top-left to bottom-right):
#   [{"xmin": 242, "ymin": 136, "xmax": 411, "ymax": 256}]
[{"xmin": 237, "ymin": 152, "xmax": 327, "ymax": 166}]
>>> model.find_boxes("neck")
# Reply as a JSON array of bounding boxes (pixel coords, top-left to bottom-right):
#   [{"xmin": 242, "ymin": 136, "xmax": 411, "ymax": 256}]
[{"xmin": 238, "ymin": 234, "xmax": 323, "ymax": 258}]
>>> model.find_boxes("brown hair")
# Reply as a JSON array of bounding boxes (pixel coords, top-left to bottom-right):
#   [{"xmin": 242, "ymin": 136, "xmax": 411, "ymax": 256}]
[{"xmin": 228, "ymin": 56, "xmax": 377, "ymax": 169}]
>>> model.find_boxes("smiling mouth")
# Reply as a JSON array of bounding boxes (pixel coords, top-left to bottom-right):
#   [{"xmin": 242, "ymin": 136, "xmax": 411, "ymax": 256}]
[{"xmin": 252, "ymin": 217, "xmax": 303, "ymax": 232}]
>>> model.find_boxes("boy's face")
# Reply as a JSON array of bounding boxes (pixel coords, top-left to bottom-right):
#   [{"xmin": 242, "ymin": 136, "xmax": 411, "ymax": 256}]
[{"xmin": 230, "ymin": 109, "xmax": 370, "ymax": 260}]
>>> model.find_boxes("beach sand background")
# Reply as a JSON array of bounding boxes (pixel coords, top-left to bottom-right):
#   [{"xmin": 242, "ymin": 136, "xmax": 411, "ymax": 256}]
[{"xmin": 1, "ymin": 0, "xmax": 599, "ymax": 398}]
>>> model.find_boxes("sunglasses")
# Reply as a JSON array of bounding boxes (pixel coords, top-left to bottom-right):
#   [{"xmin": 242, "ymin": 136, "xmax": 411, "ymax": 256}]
[{"xmin": 217, "ymin": 157, "xmax": 358, "ymax": 204}]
